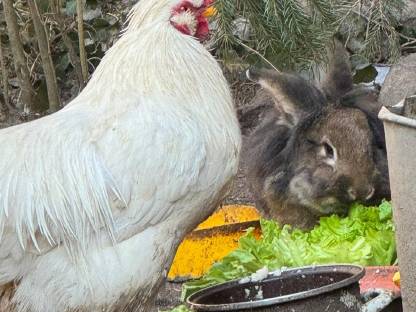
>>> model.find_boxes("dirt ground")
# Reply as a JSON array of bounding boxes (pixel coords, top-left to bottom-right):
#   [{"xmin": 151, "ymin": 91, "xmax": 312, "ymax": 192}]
[{"xmin": 222, "ymin": 75, "xmax": 258, "ymax": 206}]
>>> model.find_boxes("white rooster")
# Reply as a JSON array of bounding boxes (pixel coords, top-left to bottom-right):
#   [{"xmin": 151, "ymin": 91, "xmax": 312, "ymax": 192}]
[{"xmin": 0, "ymin": 0, "xmax": 241, "ymax": 311}]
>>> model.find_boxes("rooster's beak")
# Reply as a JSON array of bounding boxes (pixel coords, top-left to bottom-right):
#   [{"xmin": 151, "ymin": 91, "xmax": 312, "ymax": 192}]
[{"xmin": 202, "ymin": 6, "xmax": 217, "ymax": 18}]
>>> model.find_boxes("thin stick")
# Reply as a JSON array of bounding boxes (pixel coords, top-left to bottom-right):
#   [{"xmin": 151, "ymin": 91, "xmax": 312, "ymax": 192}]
[
  {"xmin": 28, "ymin": 0, "xmax": 61, "ymax": 112},
  {"xmin": 76, "ymin": 0, "xmax": 88, "ymax": 83},
  {"xmin": 0, "ymin": 32, "xmax": 11, "ymax": 111},
  {"xmin": 237, "ymin": 40, "xmax": 280, "ymax": 73}
]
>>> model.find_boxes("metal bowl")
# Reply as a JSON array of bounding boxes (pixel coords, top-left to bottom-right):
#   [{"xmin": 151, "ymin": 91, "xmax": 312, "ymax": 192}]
[{"xmin": 187, "ymin": 264, "xmax": 366, "ymax": 312}]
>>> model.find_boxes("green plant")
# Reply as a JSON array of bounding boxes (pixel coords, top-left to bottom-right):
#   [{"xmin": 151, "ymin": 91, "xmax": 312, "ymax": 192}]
[
  {"xmin": 181, "ymin": 201, "xmax": 396, "ymax": 300},
  {"xmin": 212, "ymin": 0, "xmax": 406, "ymax": 71}
]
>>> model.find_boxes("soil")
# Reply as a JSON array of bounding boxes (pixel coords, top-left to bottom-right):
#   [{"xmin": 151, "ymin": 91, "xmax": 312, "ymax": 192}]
[
  {"xmin": 155, "ymin": 282, "xmax": 184, "ymax": 311},
  {"xmin": 223, "ymin": 75, "xmax": 259, "ymax": 206}
]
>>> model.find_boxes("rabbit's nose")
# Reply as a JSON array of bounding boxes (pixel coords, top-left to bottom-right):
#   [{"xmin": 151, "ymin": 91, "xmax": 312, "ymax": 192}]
[
  {"xmin": 365, "ymin": 186, "xmax": 375, "ymax": 201},
  {"xmin": 347, "ymin": 188, "xmax": 357, "ymax": 201}
]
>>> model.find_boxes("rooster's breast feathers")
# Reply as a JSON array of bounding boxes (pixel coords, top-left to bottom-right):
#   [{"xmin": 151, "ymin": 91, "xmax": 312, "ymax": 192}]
[{"xmin": 0, "ymin": 94, "xmax": 215, "ymax": 267}]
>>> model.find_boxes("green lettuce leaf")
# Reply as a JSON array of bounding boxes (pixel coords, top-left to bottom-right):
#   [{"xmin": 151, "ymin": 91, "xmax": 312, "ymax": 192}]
[{"xmin": 181, "ymin": 201, "xmax": 396, "ymax": 300}]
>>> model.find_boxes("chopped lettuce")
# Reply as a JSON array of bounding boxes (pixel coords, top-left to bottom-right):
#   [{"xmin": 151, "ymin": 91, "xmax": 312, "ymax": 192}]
[{"xmin": 181, "ymin": 201, "xmax": 396, "ymax": 300}]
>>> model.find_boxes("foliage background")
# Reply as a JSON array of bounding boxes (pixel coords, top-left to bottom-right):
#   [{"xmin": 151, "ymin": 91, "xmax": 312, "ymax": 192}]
[{"xmin": 0, "ymin": 0, "xmax": 415, "ymax": 119}]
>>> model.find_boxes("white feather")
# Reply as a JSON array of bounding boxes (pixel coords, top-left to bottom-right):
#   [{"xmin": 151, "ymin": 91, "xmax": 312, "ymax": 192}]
[{"xmin": 0, "ymin": 0, "xmax": 241, "ymax": 310}]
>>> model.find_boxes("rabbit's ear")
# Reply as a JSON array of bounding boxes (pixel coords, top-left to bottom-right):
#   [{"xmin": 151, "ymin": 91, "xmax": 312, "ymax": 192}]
[
  {"xmin": 319, "ymin": 39, "xmax": 353, "ymax": 102},
  {"xmin": 246, "ymin": 67, "xmax": 326, "ymax": 125}
]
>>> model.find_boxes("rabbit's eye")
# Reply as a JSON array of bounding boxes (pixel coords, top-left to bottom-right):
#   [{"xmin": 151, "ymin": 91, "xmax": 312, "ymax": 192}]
[
  {"xmin": 323, "ymin": 142, "xmax": 335, "ymax": 159},
  {"xmin": 319, "ymin": 137, "xmax": 337, "ymax": 167}
]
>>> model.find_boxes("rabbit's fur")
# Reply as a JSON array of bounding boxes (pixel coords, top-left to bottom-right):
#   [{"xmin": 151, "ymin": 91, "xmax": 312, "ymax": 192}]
[{"xmin": 241, "ymin": 42, "xmax": 390, "ymax": 229}]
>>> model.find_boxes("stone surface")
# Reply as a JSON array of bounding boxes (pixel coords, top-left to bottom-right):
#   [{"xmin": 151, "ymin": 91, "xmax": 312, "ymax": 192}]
[
  {"xmin": 404, "ymin": 95, "xmax": 416, "ymax": 119},
  {"xmin": 401, "ymin": 0, "xmax": 416, "ymax": 25},
  {"xmin": 379, "ymin": 53, "xmax": 416, "ymax": 107}
]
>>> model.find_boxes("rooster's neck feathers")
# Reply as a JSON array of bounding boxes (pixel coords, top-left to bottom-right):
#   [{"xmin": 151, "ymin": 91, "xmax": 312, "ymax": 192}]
[{"xmin": 71, "ymin": 0, "xmax": 232, "ymax": 117}]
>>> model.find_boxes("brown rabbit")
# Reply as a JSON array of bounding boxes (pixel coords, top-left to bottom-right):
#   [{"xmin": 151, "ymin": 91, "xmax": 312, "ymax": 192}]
[{"xmin": 241, "ymin": 42, "xmax": 390, "ymax": 229}]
